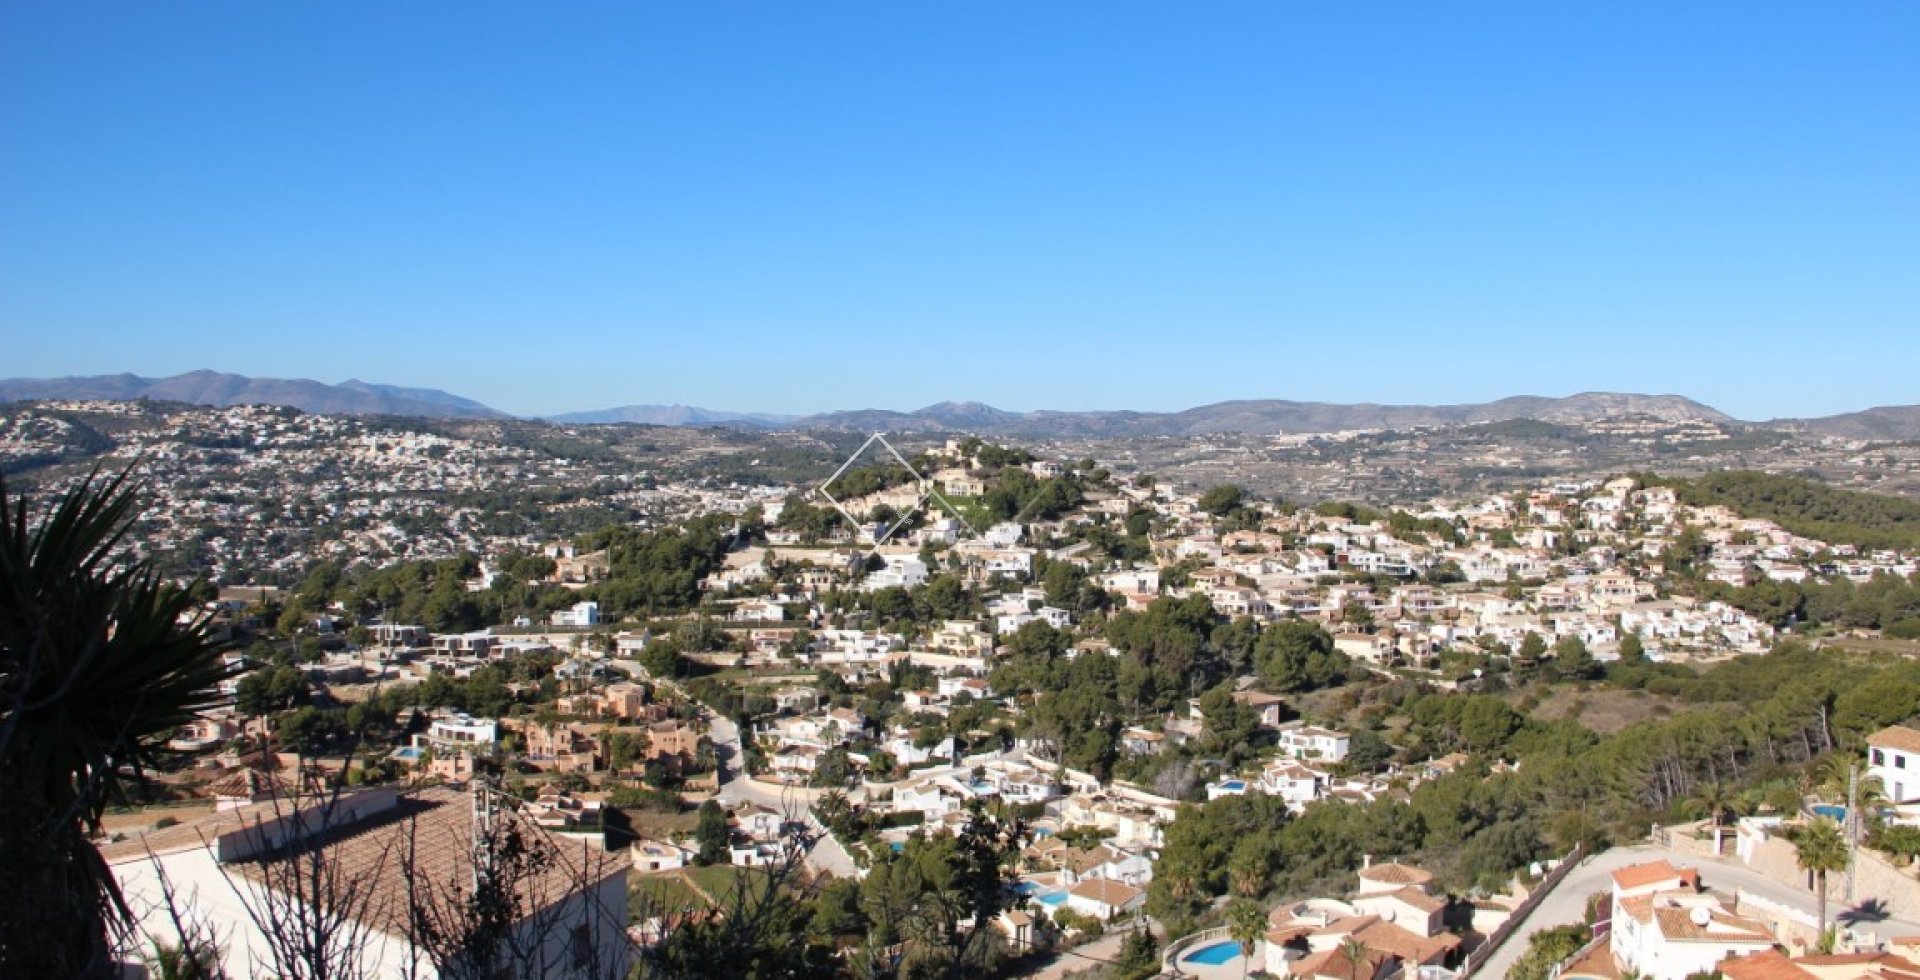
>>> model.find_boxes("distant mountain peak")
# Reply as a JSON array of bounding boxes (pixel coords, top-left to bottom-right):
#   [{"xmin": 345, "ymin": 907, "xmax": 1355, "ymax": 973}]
[
  {"xmin": 0, "ymin": 371, "xmax": 506, "ymax": 419},
  {"xmin": 545, "ymin": 404, "xmax": 799, "ymax": 429}
]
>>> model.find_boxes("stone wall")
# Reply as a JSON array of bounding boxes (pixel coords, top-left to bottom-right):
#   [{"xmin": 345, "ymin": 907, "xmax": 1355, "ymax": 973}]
[{"xmin": 1740, "ymin": 831, "xmax": 1920, "ymax": 927}]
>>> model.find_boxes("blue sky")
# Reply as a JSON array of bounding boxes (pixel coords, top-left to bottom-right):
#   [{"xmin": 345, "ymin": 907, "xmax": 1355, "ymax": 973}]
[{"xmin": 2, "ymin": 3, "xmax": 1916, "ymax": 419}]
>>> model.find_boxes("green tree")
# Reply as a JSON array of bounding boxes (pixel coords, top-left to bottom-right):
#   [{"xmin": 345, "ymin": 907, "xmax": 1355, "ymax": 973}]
[
  {"xmin": 1689, "ymin": 781, "xmax": 1740, "ymax": 853},
  {"xmin": 604, "ymin": 728, "xmax": 648, "ymax": 774},
  {"xmin": 1516, "ymin": 632, "xmax": 1549, "ymax": 666},
  {"xmin": 1199, "ymin": 485, "xmax": 1246, "ymax": 517},
  {"xmin": 1345, "ymin": 729, "xmax": 1395, "ymax": 772},
  {"xmin": 1255, "ymin": 620, "xmax": 1349, "ymax": 693},
  {"xmin": 1618, "ymin": 632, "xmax": 1646, "ymax": 663},
  {"xmin": 1793, "ymin": 816, "xmax": 1849, "ymax": 944},
  {"xmin": 1874, "ymin": 823, "xmax": 1920, "ymax": 866},
  {"xmin": 1508, "ymin": 925, "xmax": 1586, "ymax": 980},
  {"xmin": 1337, "ymin": 936, "xmax": 1372, "ymax": 980},
  {"xmin": 1227, "ymin": 898, "xmax": 1265, "ymax": 980},
  {"xmin": 1115, "ymin": 926, "xmax": 1161, "ymax": 980},
  {"xmin": 1553, "ymin": 635, "xmax": 1597, "ymax": 681},
  {"xmin": 1198, "ymin": 685, "xmax": 1259, "ymax": 760},
  {"xmin": 0, "ymin": 471, "xmax": 232, "ymax": 979},
  {"xmin": 1341, "ymin": 600, "xmax": 1375, "ymax": 631},
  {"xmin": 694, "ymin": 800, "xmax": 732, "ymax": 866}
]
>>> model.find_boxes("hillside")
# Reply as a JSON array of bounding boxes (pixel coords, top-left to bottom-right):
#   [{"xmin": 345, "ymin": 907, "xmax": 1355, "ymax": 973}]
[
  {"xmin": 1661, "ymin": 470, "xmax": 1920, "ymax": 551},
  {"xmin": 0, "ymin": 371, "xmax": 506, "ymax": 419},
  {"xmin": 546, "ymin": 404, "xmax": 797, "ymax": 428},
  {"xmin": 795, "ymin": 391, "xmax": 1731, "ymax": 437},
  {"xmin": 1775, "ymin": 405, "xmax": 1920, "ymax": 442}
]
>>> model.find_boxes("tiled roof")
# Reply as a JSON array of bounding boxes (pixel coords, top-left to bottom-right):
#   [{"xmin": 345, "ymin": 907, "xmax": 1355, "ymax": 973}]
[
  {"xmin": 1717, "ymin": 950, "xmax": 1818, "ymax": 980},
  {"xmin": 1359, "ymin": 862, "xmax": 1434, "ymax": 885},
  {"xmin": 1559, "ymin": 943, "xmax": 1622, "ymax": 979},
  {"xmin": 1062, "ymin": 844, "xmax": 1119, "ymax": 874},
  {"xmin": 1348, "ymin": 917, "xmax": 1461, "ymax": 963},
  {"xmin": 1610, "ymin": 859, "xmax": 1693, "ymax": 891},
  {"xmin": 204, "ymin": 766, "xmax": 290, "ymax": 801},
  {"xmin": 1870, "ymin": 726, "xmax": 1920, "ymax": 754},
  {"xmin": 1652, "ymin": 905, "xmax": 1772, "ymax": 944},
  {"xmin": 1294, "ymin": 944, "xmax": 1388, "ymax": 979},
  {"xmin": 105, "ymin": 786, "xmax": 621, "ymax": 935},
  {"xmin": 1380, "ymin": 885, "xmax": 1446, "ymax": 914},
  {"xmin": 1066, "ymin": 878, "xmax": 1142, "ymax": 906}
]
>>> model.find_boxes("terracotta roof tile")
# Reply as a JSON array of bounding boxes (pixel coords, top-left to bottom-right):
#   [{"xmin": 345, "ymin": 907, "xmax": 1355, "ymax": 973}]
[
  {"xmin": 1349, "ymin": 918, "xmax": 1460, "ymax": 964},
  {"xmin": 1559, "ymin": 943, "xmax": 1622, "ymax": 979},
  {"xmin": 1359, "ymin": 862, "xmax": 1434, "ymax": 885},
  {"xmin": 1380, "ymin": 885, "xmax": 1447, "ymax": 913},
  {"xmin": 1066, "ymin": 878, "xmax": 1142, "ymax": 906},
  {"xmin": 1871, "ymin": 726, "xmax": 1920, "ymax": 754},
  {"xmin": 105, "ymin": 786, "xmax": 621, "ymax": 936},
  {"xmin": 1717, "ymin": 950, "xmax": 1818, "ymax": 980},
  {"xmin": 1652, "ymin": 905, "xmax": 1773, "ymax": 944},
  {"xmin": 1610, "ymin": 859, "xmax": 1693, "ymax": 891}
]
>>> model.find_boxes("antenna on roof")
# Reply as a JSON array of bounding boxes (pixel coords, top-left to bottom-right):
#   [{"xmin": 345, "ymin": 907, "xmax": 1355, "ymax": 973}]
[{"xmin": 472, "ymin": 774, "xmax": 498, "ymax": 892}]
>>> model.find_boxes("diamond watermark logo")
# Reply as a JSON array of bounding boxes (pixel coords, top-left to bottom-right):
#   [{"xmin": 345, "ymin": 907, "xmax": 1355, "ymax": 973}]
[{"xmin": 815, "ymin": 433, "xmax": 977, "ymax": 546}]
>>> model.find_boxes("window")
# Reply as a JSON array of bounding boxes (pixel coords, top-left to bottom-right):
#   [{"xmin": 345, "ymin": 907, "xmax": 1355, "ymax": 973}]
[
  {"xmin": 1900, "ymin": 755, "xmax": 1909, "ymax": 770},
  {"xmin": 570, "ymin": 924, "xmax": 594, "ymax": 970},
  {"xmin": 1876, "ymin": 749, "xmax": 1887, "ymax": 766}
]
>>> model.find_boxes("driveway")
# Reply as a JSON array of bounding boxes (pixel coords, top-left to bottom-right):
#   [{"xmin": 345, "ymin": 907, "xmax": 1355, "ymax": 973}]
[{"xmin": 1016, "ymin": 920, "xmax": 1157, "ymax": 980}]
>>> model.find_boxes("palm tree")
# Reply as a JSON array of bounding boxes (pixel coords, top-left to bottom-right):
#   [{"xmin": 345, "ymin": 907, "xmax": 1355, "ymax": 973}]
[
  {"xmin": 1226, "ymin": 898, "xmax": 1265, "ymax": 980},
  {"xmin": 1338, "ymin": 936, "xmax": 1374, "ymax": 980},
  {"xmin": 1691, "ymin": 781, "xmax": 1735, "ymax": 853},
  {"xmin": 0, "ymin": 470, "xmax": 231, "ymax": 978},
  {"xmin": 1229, "ymin": 846, "xmax": 1268, "ymax": 898},
  {"xmin": 1794, "ymin": 816, "xmax": 1850, "ymax": 948}
]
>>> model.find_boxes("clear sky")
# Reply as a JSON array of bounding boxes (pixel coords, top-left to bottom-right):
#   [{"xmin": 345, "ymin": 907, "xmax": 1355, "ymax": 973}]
[{"xmin": 2, "ymin": 3, "xmax": 1916, "ymax": 420}]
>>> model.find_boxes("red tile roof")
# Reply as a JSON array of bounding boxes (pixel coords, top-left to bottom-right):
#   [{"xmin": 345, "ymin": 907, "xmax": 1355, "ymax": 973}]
[
  {"xmin": 1716, "ymin": 950, "xmax": 1821, "ymax": 980},
  {"xmin": 1610, "ymin": 859, "xmax": 1696, "ymax": 891},
  {"xmin": 1870, "ymin": 726, "xmax": 1920, "ymax": 754},
  {"xmin": 1359, "ymin": 862, "xmax": 1434, "ymax": 885}
]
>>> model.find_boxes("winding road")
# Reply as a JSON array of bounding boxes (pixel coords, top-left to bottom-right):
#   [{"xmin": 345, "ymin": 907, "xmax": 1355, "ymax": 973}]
[
  {"xmin": 706, "ymin": 713, "xmax": 861, "ymax": 879},
  {"xmin": 1472, "ymin": 844, "xmax": 1920, "ymax": 978}
]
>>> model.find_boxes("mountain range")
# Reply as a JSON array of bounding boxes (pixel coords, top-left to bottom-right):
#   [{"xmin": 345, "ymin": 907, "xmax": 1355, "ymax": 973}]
[
  {"xmin": 0, "ymin": 371, "xmax": 504, "ymax": 419},
  {"xmin": 547, "ymin": 404, "xmax": 799, "ymax": 428},
  {"xmin": 6, "ymin": 371, "xmax": 1920, "ymax": 440}
]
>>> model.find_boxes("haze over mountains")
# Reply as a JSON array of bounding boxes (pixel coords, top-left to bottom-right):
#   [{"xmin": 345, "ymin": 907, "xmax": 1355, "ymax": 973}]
[
  {"xmin": 0, "ymin": 371, "xmax": 504, "ymax": 420},
  {"xmin": 5, "ymin": 370, "xmax": 1919, "ymax": 440},
  {"xmin": 547, "ymin": 404, "xmax": 801, "ymax": 428}
]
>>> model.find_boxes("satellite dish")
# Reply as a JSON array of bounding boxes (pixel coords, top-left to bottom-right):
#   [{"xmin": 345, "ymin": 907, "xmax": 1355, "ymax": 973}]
[{"xmin": 1690, "ymin": 906, "xmax": 1712, "ymax": 927}]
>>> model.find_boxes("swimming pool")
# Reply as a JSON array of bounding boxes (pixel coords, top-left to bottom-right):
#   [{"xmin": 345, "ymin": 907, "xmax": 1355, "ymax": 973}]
[
  {"xmin": 1813, "ymin": 804, "xmax": 1847, "ymax": 822},
  {"xmin": 1183, "ymin": 941, "xmax": 1243, "ymax": 966},
  {"xmin": 1035, "ymin": 892, "xmax": 1068, "ymax": 908},
  {"xmin": 391, "ymin": 746, "xmax": 423, "ymax": 761}
]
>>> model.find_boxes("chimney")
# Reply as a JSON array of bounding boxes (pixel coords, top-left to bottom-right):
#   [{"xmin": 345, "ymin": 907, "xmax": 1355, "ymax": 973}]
[{"xmin": 1363, "ymin": 854, "xmax": 1373, "ymax": 869}]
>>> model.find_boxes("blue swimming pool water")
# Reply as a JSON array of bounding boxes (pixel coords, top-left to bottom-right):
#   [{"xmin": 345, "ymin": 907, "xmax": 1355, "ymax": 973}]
[
  {"xmin": 1814, "ymin": 804, "xmax": 1847, "ymax": 821},
  {"xmin": 1221, "ymin": 780, "xmax": 1247, "ymax": 791},
  {"xmin": 1036, "ymin": 892, "xmax": 1068, "ymax": 907},
  {"xmin": 1183, "ymin": 941, "xmax": 1243, "ymax": 965},
  {"xmin": 392, "ymin": 746, "xmax": 423, "ymax": 760}
]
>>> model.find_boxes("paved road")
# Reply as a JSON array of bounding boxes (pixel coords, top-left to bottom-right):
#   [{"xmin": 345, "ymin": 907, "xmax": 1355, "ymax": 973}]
[
  {"xmin": 1016, "ymin": 921, "xmax": 1155, "ymax": 980},
  {"xmin": 707, "ymin": 713, "xmax": 862, "ymax": 879},
  {"xmin": 1474, "ymin": 844, "xmax": 1920, "ymax": 978}
]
